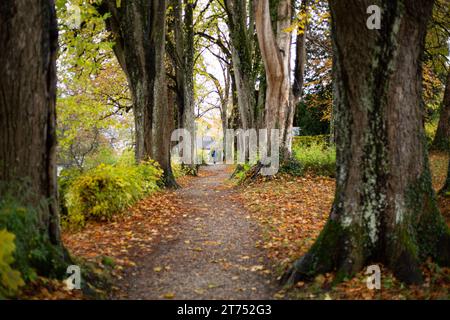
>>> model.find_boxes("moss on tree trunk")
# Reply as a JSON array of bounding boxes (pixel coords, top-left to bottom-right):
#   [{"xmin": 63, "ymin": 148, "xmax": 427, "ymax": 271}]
[
  {"xmin": 282, "ymin": 0, "xmax": 450, "ymax": 286},
  {"xmin": 98, "ymin": 0, "xmax": 178, "ymax": 188}
]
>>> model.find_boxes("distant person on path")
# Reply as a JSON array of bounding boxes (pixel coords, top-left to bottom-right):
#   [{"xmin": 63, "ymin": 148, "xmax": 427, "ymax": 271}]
[{"xmin": 211, "ymin": 149, "xmax": 217, "ymax": 165}]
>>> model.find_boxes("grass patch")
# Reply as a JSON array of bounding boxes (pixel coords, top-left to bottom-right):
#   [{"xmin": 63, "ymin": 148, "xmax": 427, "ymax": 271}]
[{"xmin": 293, "ymin": 142, "xmax": 336, "ymax": 177}]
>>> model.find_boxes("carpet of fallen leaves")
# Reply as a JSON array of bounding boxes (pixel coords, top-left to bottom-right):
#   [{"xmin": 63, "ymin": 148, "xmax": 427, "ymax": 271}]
[
  {"xmin": 235, "ymin": 175, "xmax": 334, "ymax": 272},
  {"xmin": 236, "ymin": 152, "xmax": 450, "ymax": 300},
  {"xmin": 62, "ymin": 190, "xmax": 184, "ymax": 270},
  {"xmin": 18, "ymin": 277, "xmax": 85, "ymax": 300},
  {"xmin": 19, "ymin": 153, "xmax": 450, "ymax": 300},
  {"xmin": 19, "ymin": 174, "xmax": 197, "ymax": 300}
]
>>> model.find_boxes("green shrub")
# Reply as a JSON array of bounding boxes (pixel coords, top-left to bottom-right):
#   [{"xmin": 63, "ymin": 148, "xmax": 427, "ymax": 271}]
[
  {"xmin": 114, "ymin": 148, "xmax": 136, "ymax": 167},
  {"xmin": 229, "ymin": 137, "xmax": 336, "ymax": 180},
  {"xmin": 293, "ymin": 142, "xmax": 336, "ymax": 177},
  {"xmin": 231, "ymin": 163, "xmax": 252, "ymax": 183},
  {"xmin": 172, "ymin": 163, "xmax": 198, "ymax": 178},
  {"xmin": 0, "ymin": 229, "xmax": 24, "ymax": 298},
  {"xmin": 293, "ymin": 135, "xmax": 331, "ymax": 148},
  {"xmin": 65, "ymin": 160, "xmax": 163, "ymax": 227},
  {"xmin": 279, "ymin": 157, "xmax": 304, "ymax": 176},
  {"xmin": 172, "ymin": 163, "xmax": 183, "ymax": 179},
  {"xmin": 425, "ymin": 121, "xmax": 438, "ymax": 148},
  {"xmin": 58, "ymin": 149, "xmax": 138, "ymax": 218},
  {"xmin": 58, "ymin": 168, "xmax": 82, "ymax": 217}
]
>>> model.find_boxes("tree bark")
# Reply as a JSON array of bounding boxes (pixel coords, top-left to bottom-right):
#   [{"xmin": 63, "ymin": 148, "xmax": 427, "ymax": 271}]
[
  {"xmin": 0, "ymin": 0, "xmax": 68, "ymax": 268},
  {"xmin": 229, "ymin": 69, "xmax": 241, "ymax": 131},
  {"xmin": 432, "ymin": 71, "xmax": 450, "ymax": 151},
  {"xmin": 224, "ymin": 0, "xmax": 261, "ymax": 130},
  {"xmin": 209, "ymin": 61, "xmax": 232, "ymax": 161},
  {"xmin": 282, "ymin": 0, "xmax": 450, "ymax": 286},
  {"xmin": 170, "ymin": 0, "xmax": 197, "ymax": 174},
  {"xmin": 98, "ymin": 0, "xmax": 178, "ymax": 187},
  {"xmin": 255, "ymin": 0, "xmax": 293, "ymax": 159},
  {"xmin": 292, "ymin": 0, "xmax": 309, "ymax": 106}
]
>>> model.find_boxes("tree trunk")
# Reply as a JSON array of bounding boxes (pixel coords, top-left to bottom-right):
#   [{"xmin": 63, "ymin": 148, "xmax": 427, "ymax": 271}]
[
  {"xmin": 292, "ymin": 0, "xmax": 309, "ymax": 106},
  {"xmin": 432, "ymin": 71, "xmax": 450, "ymax": 151},
  {"xmin": 255, "ymin": 0, "xmax": 293, "ymax": 159},
  {"xmin": 330, "ymin": 54, "xmax": 337, "ymax": 145},
  {"xmin": 224, "ymin": 0, "xmax": 260, "ymax": 130},
  {"xmin": 282, "ymin": 0, "xmax": 450, "ymax": 286},
  {"xmin": 171, "ymin": 0, "xmax": 197, "ymax": 174},
  {"xmin": 98, "ymin": 0, "xmax": 178, "ymax": 187},
  {"xmin": 221, "ymin": 118, "xmax": 229, "ymax": 161},
  {"xmin": 0, "ymin": 0, "xmax": 68, "ymax": 270},
  {"xmin": 230, "ymin": 69, "xmax": 241, "ymax": 131},
  {"xmin": 221, "ymin": 65, "xmax": 232, "ymax": 161}
]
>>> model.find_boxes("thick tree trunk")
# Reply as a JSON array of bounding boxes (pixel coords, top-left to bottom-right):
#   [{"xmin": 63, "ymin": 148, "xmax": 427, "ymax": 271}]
[
  {"xmin": 99, "ymin": 0, "xmax": 178, "ymax": 187},
  {"xmin": 255, "ymin": 0, "xmax": 293, "ymax": 159},
  {"xmin": 224, "ymin": 0, "xmax": 260, "ymax": 130},
  {"xmin": 282, "ymin": 0, "xmax": 450, "ymax": 286},
  {"xmin": 432, "ymin": 71, "xmax": 450, "ymax": 151},
  {"xmin": 171, "ymin": 0, "xmax": 197, "ymax": 174},
  {"xmin": 0, "ymin": 0, "xmax": 68, "ymax": 270},
  {"xmin": 232, "ymin": 54, "xmax": 257, "ymax": 130}
]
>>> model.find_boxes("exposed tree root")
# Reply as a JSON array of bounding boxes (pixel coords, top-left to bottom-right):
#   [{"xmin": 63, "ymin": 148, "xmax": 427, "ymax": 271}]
[
  {"xmin": 233, "ymin": 156, "xmax": 303, "ymax": 185},
  {"xmin": 163, "ymin": 171, "xmax": 181, "ymax": 189},
  {"xmin": 280, "ymin": 220, "xmax": 347, "ymax": 286},
  {"xmin": 241, "ymin": 162, "xmax": 265, "ymax": 182},
  {"xmin": 230, "ymin": 162, "xmax": 266, "ymax": 184},
  {"xmin": 280, "ymin": 218, "xmax": 450, "ymax": 287}
]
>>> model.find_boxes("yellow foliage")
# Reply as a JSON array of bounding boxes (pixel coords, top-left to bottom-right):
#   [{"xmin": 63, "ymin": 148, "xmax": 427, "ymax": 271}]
[
  {"xmin": 65, "ymin": 161, "xmax": 163, "ymax": 227},
  {"xmin": 0, "ymin": 229, "xmax": 24, "ymax": 297}
]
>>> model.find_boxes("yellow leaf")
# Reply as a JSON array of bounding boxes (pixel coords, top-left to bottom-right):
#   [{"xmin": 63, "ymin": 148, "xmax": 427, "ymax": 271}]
[
  {"xmin": 250, "ymin": 265, "xmax": 264, "ymax": 272},
  {"xmin": 163, "ymin": 292, "xmax": 175, "ymax": 299}
]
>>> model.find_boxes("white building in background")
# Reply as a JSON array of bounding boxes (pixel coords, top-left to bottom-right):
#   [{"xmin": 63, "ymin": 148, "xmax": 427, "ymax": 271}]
[{"xmin": 292, "ymin": 127, "xmax": 301, "ymax": 136}]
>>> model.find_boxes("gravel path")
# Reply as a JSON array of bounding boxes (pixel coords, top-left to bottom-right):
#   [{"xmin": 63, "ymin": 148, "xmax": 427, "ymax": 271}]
[{"xmin": 120, "ymin": 165, "xmax": 278, "ymax": 300}]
